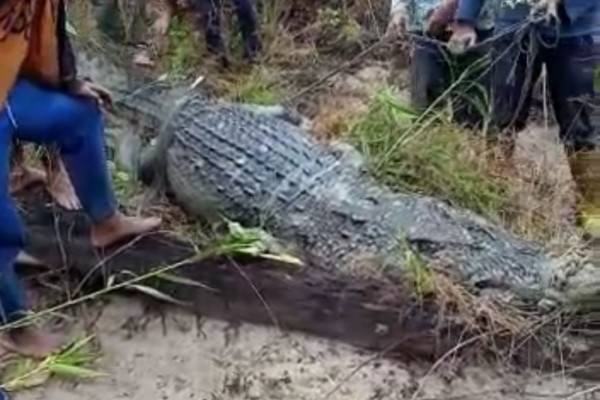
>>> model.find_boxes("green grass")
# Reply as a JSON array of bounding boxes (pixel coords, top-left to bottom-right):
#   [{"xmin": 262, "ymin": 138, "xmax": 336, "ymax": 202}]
[
  {"xmin": 223, "ymin": 67, "xmax": 283, "ymax": 105},
  {"xmin": 348, "ymin": 88, "xmax": 510, "ymax": 221},
  {"xmin": 107, "ymin": 160, "xmax": 141, "ymax": 202},
  {"xmin": 401, "ymin": 242, "xmax": 434, "ymax": 299},
  {"xmin": 1, "ymin": 336, "xmax": 103, "ymax": 393},
  {"xmin": 167, "ymin": 16, "xmax": 202, "ymax": 73}
]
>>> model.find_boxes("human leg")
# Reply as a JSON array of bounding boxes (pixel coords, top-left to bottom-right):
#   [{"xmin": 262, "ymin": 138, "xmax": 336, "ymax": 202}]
[
  {"xmin": 488, "ymin": 30, "xmax": 543, "ymax": 157},
  {"xmin": 189, "ymin": 0, "xmax": 229, "ymax": 66},
  {"xmin": 0, "ymin": 107, "xmax": 63, "ymax": 358},
  {"xmin": 409, "ymin": 33, "xmax": 449, "ymax": 113},
  {"xmin": 449, "ymin": 29, "xmax": 493, "ymax": 128},
  {"xmin": 9, "ymin": 141, "xmax": 46, "ymax": 195},
  {"xmin": 7, "ymin": 79, "xmax": 161, "ymax": 247},
  {"xmin": 231, "ymin": 0, "xmax": 261, "ymax": 61},
  {"xmin": 8, "ymin": 139, "xmax": 79, "ymax": 210},
  {"xmin": 41, "ymin": 149, "xmax": 81, "ymax": 211},
  {"xmin": 545, "ymin": 34, "xmax": 599, "ymax": 238},
  {"xmin": 490, "ymin": 31, "xmax": 543, "ymax": 132},
  {"xmin": 544, "ymin": 35, "xmax": 596, "ymax": 151}
]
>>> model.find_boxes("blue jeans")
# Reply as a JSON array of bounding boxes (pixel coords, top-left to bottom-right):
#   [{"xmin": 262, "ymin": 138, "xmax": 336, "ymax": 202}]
[{"xmin": 0, "ymin": 79, "xmax": 118, "ymax": 324}]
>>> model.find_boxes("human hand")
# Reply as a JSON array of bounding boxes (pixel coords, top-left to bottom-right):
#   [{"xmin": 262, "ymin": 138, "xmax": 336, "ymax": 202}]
[
  {"xmin": 425, "ymin": 0, "xmax": 458, "ymax": 38},
  {"xmin": 68, "ymin": 80, "xmax": 114, "ymax": 108},
  {"xmin": 446, "ymin": 22, "xmax": 477, "ymax": 54},
  {"xmin": 530, "ymin": 0, "xmax": 560, "ymax": 25}
]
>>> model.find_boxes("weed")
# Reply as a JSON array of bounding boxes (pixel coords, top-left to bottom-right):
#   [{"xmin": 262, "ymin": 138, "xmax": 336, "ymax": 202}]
[
  {"xmin": 222, "ymin": 67, "xmax": 283, "ymax": 105},
  {"xmin": 401, "ymin": 243, "xmax": 434, "ymax": 299},
  {"xmin": 349, "ymin": 88, "xmax": 510, "ymax": 221},
  {"xmin": 1, "ymin": 336, "xmax": 103, "ymax": 392},
  {"xmin": 107, "ymin": 160, "xmax": 142, "ymax": 202},
  {"xmin": 168, "ymin": 16, "xmax": 202, "ymax": 73}
]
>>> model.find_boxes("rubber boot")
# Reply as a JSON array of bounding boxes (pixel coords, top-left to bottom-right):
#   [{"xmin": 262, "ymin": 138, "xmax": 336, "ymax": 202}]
[{"xmin": 568, "ymin": 149, "xmax": 600, "ymax": 240}]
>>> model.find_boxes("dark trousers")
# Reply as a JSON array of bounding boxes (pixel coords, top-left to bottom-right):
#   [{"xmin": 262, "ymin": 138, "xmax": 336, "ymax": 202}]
[
  {"xmin": 491, "ymin": 30, "xmax": 597, "ymax": 151},
  {"xmin": 189, "ymin": 0, "xmax": 260, "ymax": 56},
  {"xmin": 410, "ymin": 30, "xmax": 493, "ymax": 128}
]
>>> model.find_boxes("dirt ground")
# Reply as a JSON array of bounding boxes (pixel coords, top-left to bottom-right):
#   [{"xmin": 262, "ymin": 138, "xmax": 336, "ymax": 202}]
[{"xmin": 15, "ymin": 295, "xmax": 588, "ymax": 400}]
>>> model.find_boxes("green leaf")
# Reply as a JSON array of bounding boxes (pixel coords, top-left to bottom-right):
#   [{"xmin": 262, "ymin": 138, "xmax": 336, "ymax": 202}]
[
  {"xmin": 2, "ymin": 359, "xmax": 51, "ymax": 391},
  {"xmin": 57, "ymin": 336, "xmax": 96, "ymax": 360},
  {"xmin": 47, "ymin": 364, "xmax": 105, "ymax": 380}
]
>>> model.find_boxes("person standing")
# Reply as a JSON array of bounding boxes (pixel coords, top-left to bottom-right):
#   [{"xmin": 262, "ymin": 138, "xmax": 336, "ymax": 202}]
[
  {"xmin": 386, "ymin": 0, "xmax": 495, "ymax": 128},
  {"xmin": 450, "ymin": 0, "xmax": 599, "ymax": 238},
  {"xmin": 189, "ymin": 0, "xmax": 262, "ymax": 67}
]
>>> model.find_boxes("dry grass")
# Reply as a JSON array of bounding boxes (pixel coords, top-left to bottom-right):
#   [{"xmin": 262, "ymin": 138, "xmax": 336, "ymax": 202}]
[{"xmin": 402, "ymin": 245, "xmax": 532, "ymax": 339}]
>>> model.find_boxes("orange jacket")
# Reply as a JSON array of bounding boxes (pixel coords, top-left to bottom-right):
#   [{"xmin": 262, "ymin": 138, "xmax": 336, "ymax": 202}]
[{"xmin": 0, "ymin": 0, "xmax": 77, "ymax": 108}]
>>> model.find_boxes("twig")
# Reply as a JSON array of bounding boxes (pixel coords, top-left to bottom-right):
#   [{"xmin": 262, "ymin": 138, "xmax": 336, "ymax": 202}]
[
  {"xmin": 226, "ymin": 256, "xmax": 281, "ymax": 332},
  {"xmin": 565, "ymin": 385, "xmax": 600, "ymax": 400}
]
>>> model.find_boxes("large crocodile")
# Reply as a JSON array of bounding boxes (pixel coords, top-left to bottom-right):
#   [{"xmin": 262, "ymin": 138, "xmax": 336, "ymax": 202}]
[{"xmin": 74, "ymin": 45, "xmax": 599, "ymax": 315}]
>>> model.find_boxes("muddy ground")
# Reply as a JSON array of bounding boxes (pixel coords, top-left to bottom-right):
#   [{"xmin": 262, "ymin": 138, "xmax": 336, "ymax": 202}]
[{"xmin": 16, "ymin": 296, "xmax": 589, "ymax": 400}]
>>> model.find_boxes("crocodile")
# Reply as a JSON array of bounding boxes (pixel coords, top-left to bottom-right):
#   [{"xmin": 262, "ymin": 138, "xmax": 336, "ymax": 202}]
[{"xmin": 75, "ymin": 46, "xmax": 599, "ymax": 313}]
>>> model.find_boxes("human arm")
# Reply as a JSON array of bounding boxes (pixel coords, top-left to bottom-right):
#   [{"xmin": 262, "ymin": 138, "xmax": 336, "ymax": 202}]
[
  {"xmin": 443, "ymin": 0, "xmax": 485, "ymax": 54},
  {"xmin": 453, "ymin": 0, "xmax": 485, "ymax": 27},
  {"xmin": 425, "ymin": 0, "xmax": 458, "ymax": 38}
]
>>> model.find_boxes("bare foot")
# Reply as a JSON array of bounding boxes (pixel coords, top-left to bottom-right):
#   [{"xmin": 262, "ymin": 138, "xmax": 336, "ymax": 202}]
[
  {"xmin": 10, "ymin": 166, "xmax": 47, "ymax": 194},
  {"xmin": 46, "ymin": 162, "xmax": 81, "ymax": 211},
  {"xmin": 91, "ymin": 212, "xmax": 162, "ymax": 248},
  {"xmin": 1, "ymin": 327, "xmax": 65, "ymax": 359}
]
